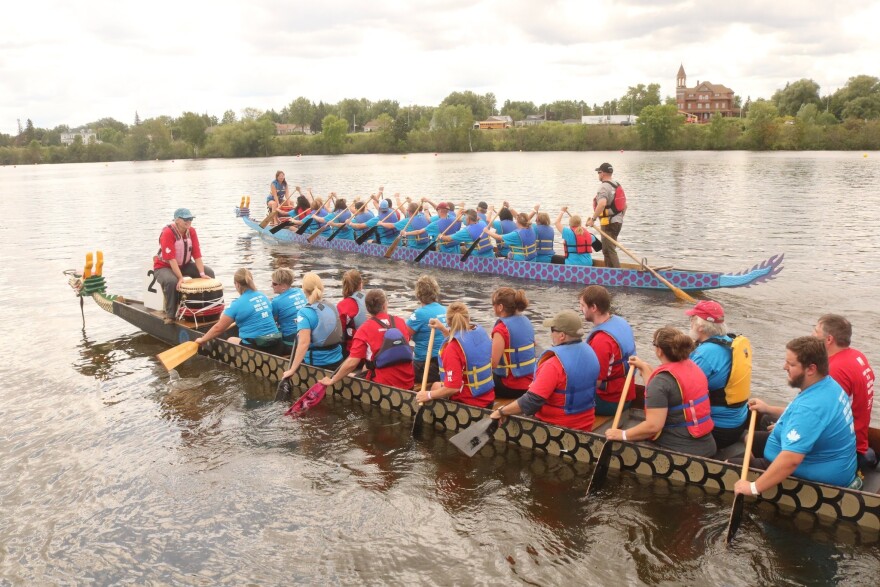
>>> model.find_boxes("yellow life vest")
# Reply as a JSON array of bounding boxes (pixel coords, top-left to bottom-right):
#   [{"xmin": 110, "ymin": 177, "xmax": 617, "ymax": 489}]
[{"xmin": 707, "ymin": 335, "xmax": 752, "ymax": 407}]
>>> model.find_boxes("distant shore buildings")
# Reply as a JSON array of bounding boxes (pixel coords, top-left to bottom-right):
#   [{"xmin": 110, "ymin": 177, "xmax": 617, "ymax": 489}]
[{"xmin": 675, "ymin": 65, "xmax": 740, "ymax": 122}]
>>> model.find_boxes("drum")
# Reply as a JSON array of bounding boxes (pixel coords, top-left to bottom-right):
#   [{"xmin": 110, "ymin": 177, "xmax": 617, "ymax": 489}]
[{"xmin": 177, "ymin": 277, "xmax": 225, "ymax": 323}]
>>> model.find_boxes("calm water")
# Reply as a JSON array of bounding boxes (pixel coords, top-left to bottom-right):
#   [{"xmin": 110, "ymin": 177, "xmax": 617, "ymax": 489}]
[{"xmin": 2, "ymin": 151, "xmax": 879, "ymax": 585}]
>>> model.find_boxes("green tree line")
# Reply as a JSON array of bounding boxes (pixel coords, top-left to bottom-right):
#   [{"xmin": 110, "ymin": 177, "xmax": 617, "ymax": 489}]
[{"xmin": 2, "ymin": 76, "xmax": 879, "ymax": 165}]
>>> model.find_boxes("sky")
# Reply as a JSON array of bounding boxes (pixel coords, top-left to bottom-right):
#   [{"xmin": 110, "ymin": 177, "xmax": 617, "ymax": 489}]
[{"xmin": 2, "ymin": 0, "xmax": 879, "ymax": 134}]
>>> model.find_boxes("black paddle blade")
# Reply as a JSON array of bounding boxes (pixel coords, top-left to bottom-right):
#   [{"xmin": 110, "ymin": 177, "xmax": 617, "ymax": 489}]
[
  {"xmin": 355, "ymin": 226, "xmax": 377, "ymax": 244},
  {"xmin": 725, "ymin": 493, "xmax": 746, "ymax": 544},
  {"xmin": 268, "ymin": 220, "xmax": 292, "ymax": 234},
  {"xmin": 413, "ymin": 241, "xmax": 437, "ymax": 263},
  {"xmin": 294, "ymin": 217, "xmax": 314, "ymax": 234},
  {"xmin": 450, "ymin": 418, "xmax": 499, "ymax": 457},
  {"xmin": 411, "ymin": 405, "xmax": 425, "ymax": 438},
  {"xmin": 274, "ymin": 377, "xmax": 292, "ymax": 402},
  {"xmin": 586, "ymin": 441, "xmax": 614, "ymax": 494}
]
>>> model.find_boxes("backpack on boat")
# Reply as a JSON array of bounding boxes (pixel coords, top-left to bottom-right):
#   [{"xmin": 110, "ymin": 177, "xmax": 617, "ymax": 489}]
[
  {"xmin": 707, "ymin": 334, "xmax": 752, "ymax": 407},
  {"xmin": 600, "ymin": 180, "xmax": 627, "ymax": 216},
  {"xmin": 366, "ymin": 316, "xmax": 414, "ymax": 373}
]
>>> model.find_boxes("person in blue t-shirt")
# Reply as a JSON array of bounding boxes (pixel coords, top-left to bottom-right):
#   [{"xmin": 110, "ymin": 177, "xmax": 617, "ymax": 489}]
[
  {"xmin": 270, "ymin": 267, "xmax": 308, "ymax": 352},
  {"xmin": 732, "ymin": 336, "xmax": 859, "ymax": 496},
  {"xmin": 195, "ymin": 268, "xmax": 283, "ymax": 354},
  {"xmin": 281, "ymin": 272, "xmax": 344, "ymax": 380},
  {"xmin": 686, "ymin": 300, "xmax": 751, "ymax": 450},
  {"xmin": 442, "ymin": 209, "xmax": 495, "ymax": 258},
  {"xmin": 405, "ymin": 201, "xmax": 462, "ymax": 254},
  {"xmin": 552, "ymin": 209, "xmax": 600, "ymax": 266},
  {"xmin": 392, "ymin": 202, "xmax": 431, "ymax": 249},
  {"xmin": 406, "ymin": 275, "xmax": 447, "ymax": 385}
]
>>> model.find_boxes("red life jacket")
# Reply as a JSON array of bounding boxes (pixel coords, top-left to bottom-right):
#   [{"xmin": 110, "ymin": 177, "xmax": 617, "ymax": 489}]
[
  {"xmin": 563, "ymin": 227, "xmax": 593, "ymax": 256},
  {"xmin": 649, "ymin": 360, "xmax": 714, "ymax": 438},
  {"xmin": 593, "ymin": 180, "xmax": 627, "ymax": 217}
]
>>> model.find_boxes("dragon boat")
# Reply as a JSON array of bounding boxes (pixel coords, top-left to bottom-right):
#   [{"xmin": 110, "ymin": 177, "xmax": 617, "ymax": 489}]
[
  {"xmin": 236, "ymin": 206, "xmax": 784, "ymax": 292},
  {"xmin": 66, "ymin": 255, "xmax": 879, "ymax": 537}
]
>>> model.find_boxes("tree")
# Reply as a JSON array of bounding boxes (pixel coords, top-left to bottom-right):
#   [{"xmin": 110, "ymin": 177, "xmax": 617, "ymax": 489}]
[
  {"xmin": 745, "ymin": 100, "xmax": 780, "ymax": 150},
  {"xmin": 635, "ymin": 104, "xmax": 682, "ymax": 149},
  {"xmin": 771, "ymin": 79, "xmax": 821, "ymax": 117},
  {"xmin": 285, "ymin": 97, "xmax": 315, "ymax": 132},
  {"xmin": 440, "ymin": 91, "xmax": 493, "ymax": 121},
  {"xmin": 321, "ymin": 114, "xmax": 348, "ymax": 154},
  {"xmin": 830, "ymin": 75, "xmax": 880, "ymax": 119},
  {"xmin": 221, "ymin": 110, "xmax": 236, "ymax": 125},
  {"xmin": 621, "ymin": 83, "xmax": 661, "ymax": 116},
  {"xmin": 501, "ymin": 100, "xmax": 537, "ymax": 119},
  {"xmin": 134, "ymin": 111, "xmax": 141, "ymax": 126},
  {"xmin": 240, "ymin": 107, "xmax": 264, "ymax": 121},
  {"xmin": 177, "ymin": 111, "xmax": 209, "ymax": 155}
]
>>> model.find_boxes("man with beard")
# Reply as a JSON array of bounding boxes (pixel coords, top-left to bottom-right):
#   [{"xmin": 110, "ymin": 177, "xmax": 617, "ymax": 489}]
[{"xmin": 732, "ymin": 336, "xmax": 859, "ymax": 496}]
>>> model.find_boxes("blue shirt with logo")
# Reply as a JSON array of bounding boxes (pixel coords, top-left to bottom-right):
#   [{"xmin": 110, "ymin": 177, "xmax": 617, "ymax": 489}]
[
  {"xmin": 223, "ymin": 290, "xmax": 279, "ymax": 341},
  {"xmin": 764, "ymin": 375, "xmax": 857, "ymax": 487},
  {"xmin": 406, "ymin": 302, "xmax": 447, "ymax": 361},
  {"xmin": 271, "ymin": 287, "xmax": 308, "ymax": 338}
]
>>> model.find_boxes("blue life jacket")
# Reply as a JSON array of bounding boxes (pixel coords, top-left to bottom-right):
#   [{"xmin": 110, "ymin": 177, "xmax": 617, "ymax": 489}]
[
  {"xmin": 497, "ymin": 219, "xmax": 517, "ymax": 256},
  {"xmin": 375, "ymin": 211, "xmax": 399, "ymax": 244},
  {"xmin": 493, "ymin": 315, "xmax": 536, "ymax": 378},
  {"xmin": 306, "ymin": 302, "xmax": 343, "ymax": 361},
  {"xmin": 586, "ymin": 316, "xmax": 637, "ymax": 389},
  {"xmin": 267, "ymin": 179, "xmax": 287, "ymax": 203},
  {"xmin": 444, "ymin": 325, "xmax": 494, "ymax": 397},
  {"xmin": 407, "ymin": 214, "xmax": 431, "ymax": 247},
  {"xmin": 465, "ymin": 221, "xmax": 493, "ymax": 255},
  {"xmin": 533, "ymin": 224, "xmax": 555, "ymax": 259},
  {"xmin": 368, "ymin": 316, "xmax": 414, "ymax": 371},
  {"xmin": 509, "ymin": 228, "xmax": 537, "ymax": 261},
  {"xmin": 541, "ymin": 341, "xmax": 598, "ymax": 414},
  {"xmin": 436, "ymin": 215, "xmax": 462, "ymax": 253},
  {"xmin": 353, "ymin": 211, "xmax": 375, "ymax": 239}
]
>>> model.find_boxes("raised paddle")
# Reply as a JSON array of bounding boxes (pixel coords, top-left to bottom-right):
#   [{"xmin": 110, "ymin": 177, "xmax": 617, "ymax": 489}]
[
  {"xmin": 413, "ymin": 209, "xmax": 464, "ymax": 263},
  {"xmin": 322, "ymin": 198, "xmax": 371, "ymax": 242},
  {"xmin": 725, "ymin": 409, "xmax": 758, "ymax": 544},
  {"xmin": 259, "ymin": 209, "xmax": 278, "ymax": 229},
  {"xmin": 460, "ymin": 210, "xmax": 498, "ymax": 262},
  {"xmin": 384, "ymin": 205, "xmax": 419, "ymax": 258},
  {"xmin": 157, "ymin": 321, "xmax": 236, "ymax": 371},
  {"xmin": 592, "ymin": 225, "xmax": 697, "ymax": 303},
  {"xmin": 354, "ymin": 200, "xmax": 408, "ymax": 245},
  {"xmin": 586, "ymin": 365, "xmax": 636, "ymax": 494},
  {"xmin": 411, "ymin": 327, "xmax": 437, "ymax": 438}
]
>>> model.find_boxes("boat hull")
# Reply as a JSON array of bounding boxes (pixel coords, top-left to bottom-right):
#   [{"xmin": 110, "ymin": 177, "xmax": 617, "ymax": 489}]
[
  {"xmin": 238, "ymin": 211, "xmax": 783, "ymax": 291},
  {"xmin": 82, "ymin": 287, "xmax": 879, "ymax": 533}
]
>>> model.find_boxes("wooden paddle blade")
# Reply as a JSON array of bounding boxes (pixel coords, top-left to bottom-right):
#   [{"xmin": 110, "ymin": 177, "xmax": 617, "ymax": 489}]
[
  {"xmin": 385, "ymin": 236, "xmax": 403, "ymax": 258},
  {"xmin": 725, "ymin": 494, "xmax": 745, "ymax": 544},
  {"xmin": 411, "ymin": 404, "xmax": 425, "ymax": 437},
  {"xmin": 269, "ymin": 219, "xmax": 293, "ymax": 234},
  {"xmin": 295, "ymin": 217, "xmax": 314, "ymax": 234},
  {"xmin": 586, "ymin": 441, "xmax": 614, "ymax": 495},
  {"xmin": 274, "ymin": 377, "xmax": 292, "ymax": 402},
  {"xmin": 449, "ymin": 418, "xmax": 499, "ymax": 457},
  {"xmin": 157, "ymin": 341, "xmax": 199, "ymax": 371},
  {"xmin": 259, "ymin": 210, "xmax": 278, "ymax": 229}
]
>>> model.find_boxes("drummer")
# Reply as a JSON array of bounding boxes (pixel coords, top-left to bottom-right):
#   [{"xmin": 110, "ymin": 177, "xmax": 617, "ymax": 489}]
[{"xmin": 153, "ymin": 208, "xmax": 215, "ymax": 324}]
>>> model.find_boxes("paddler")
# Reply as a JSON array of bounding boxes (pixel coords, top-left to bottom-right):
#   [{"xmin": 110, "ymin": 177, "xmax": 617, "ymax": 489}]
[
  {"xmin": 554, "ymin": 208, "xmax": 600, "ymax": 266},
  {"xmin": 490, "ymin": 287, "xmax": 536, "ymax": 399},
  {"xmin": 486, "ymin": 212, "xmax": 537, "ymax": 261},
  {"xmin": 281, "ymin": 273, "xmax": 344, "ymax": 379},
  {"xmin": 441, "ymin": 208, "xmax": 494, "ymax": 257}
]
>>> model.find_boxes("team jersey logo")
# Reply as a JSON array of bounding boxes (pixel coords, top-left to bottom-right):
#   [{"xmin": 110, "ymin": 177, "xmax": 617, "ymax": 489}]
[{"xmin": 787, "ymin": 429, "xmax": 802, "ymax": 443}]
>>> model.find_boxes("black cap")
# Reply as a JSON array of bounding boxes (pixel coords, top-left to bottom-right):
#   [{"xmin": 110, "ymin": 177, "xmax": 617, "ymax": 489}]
[{"xmin": 595, "ymin": 162, "xmax": 613, "ymax": 173}]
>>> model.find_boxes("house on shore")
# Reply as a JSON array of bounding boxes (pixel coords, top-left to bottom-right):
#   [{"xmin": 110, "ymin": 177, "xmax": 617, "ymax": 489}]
[
  {"xmin": 60, "ymin": 129, "xmax": 99, "ymax": 145},
  {"xmin": 675, "ymin": 65, "xmax": 740, "ymax": 122}
]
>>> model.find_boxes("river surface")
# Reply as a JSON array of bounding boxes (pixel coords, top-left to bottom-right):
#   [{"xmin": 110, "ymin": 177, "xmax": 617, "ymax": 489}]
[{"xmin": 2, "ymin": 151, "xmax": 879, "ymax": 585}]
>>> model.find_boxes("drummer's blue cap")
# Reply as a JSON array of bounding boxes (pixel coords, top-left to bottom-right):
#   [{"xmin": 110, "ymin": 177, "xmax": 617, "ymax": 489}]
[{"xmin": 174, "ymin": 208, "xmax": 195, "ymax": 220}]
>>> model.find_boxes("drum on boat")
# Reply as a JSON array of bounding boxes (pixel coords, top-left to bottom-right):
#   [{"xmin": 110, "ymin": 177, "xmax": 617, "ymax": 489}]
[{"xmin": 176, "ymin": 277, "xmax": 225, "ymax": 324}]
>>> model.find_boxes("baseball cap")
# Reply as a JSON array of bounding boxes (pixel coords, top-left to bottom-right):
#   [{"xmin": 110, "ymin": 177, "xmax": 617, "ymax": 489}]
[
  {"xmin": 437, "ymin": 202, "xmax": 450, "ymax": 210},
  {"xmin": 174, "ymin": 208, "xmax": 195, "ymax": 220},
  {"xmin": 378, "ymin": 199, "xmax": 391, "ymax": 211},
  {"xmin": 543, "ymin": 310, "xmax": 584, "ymax": 337},
  {"xmin": 595, "ymin": 162, "xmax": 613, "ymax": 173},
  {"xmin": 685, "ymin": 300, "xmax": 725, "ymax": 323}
]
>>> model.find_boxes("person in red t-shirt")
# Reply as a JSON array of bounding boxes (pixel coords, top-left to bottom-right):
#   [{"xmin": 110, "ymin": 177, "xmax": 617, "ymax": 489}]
[
  {"xmin": 319, "ymin": 289, "xmax": 415, "ymax": 390},
  {"xmin": 579, "ymin": 285, "xmax": 636, "ymax": 415},
  {"xmin": 814, "ymin": 314, "xmax": 877, "ymax": 471},
  {"xmin": 337, "ymin": 269, "xmax": 367, "ymax": 354},
  {"xmin": 416, "ymin": 302, "xmax": 495, "ymax": 409},
  {"xmin": 490, "ymin": 310, "xmax": 599, "ymax": 431},
  {"xmin": 490, "ymin": 287, "xmax": 535, "ymax": 399},
  {"xmin": 153, "ymin": 208, "xmax": 214, "ymax": 323}
]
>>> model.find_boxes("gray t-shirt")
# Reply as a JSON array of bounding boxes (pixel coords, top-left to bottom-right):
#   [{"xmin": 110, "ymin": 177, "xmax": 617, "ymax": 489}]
[
  {"xmin": 645, "ymin": 372, "xmax": 716, "ymax": 457},
  {"xmin": 594, "ymin": 181, "xmax": 624, "ymax": 224}
]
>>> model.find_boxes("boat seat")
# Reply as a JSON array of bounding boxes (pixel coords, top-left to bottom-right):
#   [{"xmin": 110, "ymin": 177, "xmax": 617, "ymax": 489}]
[{"xmin": 591, "ymin": 411, "xmax": 632, "ymax": 434}]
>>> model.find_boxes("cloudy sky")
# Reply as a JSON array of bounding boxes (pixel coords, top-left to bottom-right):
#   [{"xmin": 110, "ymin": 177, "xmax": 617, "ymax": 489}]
[{"xmin": 2, "ymin": 0, "xmax": 878, "ymax": 134}]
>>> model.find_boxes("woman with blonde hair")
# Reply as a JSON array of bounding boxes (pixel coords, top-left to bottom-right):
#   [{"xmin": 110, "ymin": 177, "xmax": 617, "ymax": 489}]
[
  {"xmin": 337, "ymin": 269, "xmax": 367, "ymax": 354},
  {"xmin": 554, "ymin": 208, "xmax": 601, "ymax": 266},
  {"xmin": 281, "ymin": 272, "xmax": 344, "ymax": 379},
  {"xmin": 605, "ymin": 326, "xmax": 717, "ymax": 457},
  {"xmin": 491, "ymin": 287, "xmax": 535, "ymax": 399},
  {"xmin": 532, "ymin": 210, "xmax": 556, "ymax": 263},
  {"xmin": 416, "ymin": 302, "xmax": 495, "ymax": 408},
  {"xmin": 270, "ymin": 267, "xmax": 308, "ymax": 352},
  {"xmin": 195, "ymin": 268, "xmax": 283, "ymax": 354},
  {"xmin": 406, "ymin": 275, "xmax": 446, "ymax": 385}
]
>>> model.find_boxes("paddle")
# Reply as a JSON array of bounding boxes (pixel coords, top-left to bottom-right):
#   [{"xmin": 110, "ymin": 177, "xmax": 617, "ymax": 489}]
[
  {"xmin": 450, "ymin": 416, "xmax": 500, "ymax": 457},
  {"xmin": 354, "ymin": 200, "xmax": 407, "ymax": 245},
  {"xmin": 259, "ymin": 210, "xmax": 278, "ymax": 229},
  {"xmin": 269, "ymin": 219, "xmax": 294, "ymax": 234},
  {"xmin": 274, "ymin": 339, "xmax": 299, "ymax": 402},
  {"xmin": 592, "ymin": 225, "xmax": 697, "ymax": 303},
  {"xmin": 460, "ymin": 210, "xmax": 498, "ymax": 262},
  {"xmin": 384, "ymin": 205, "xmax": 419, "ymax": 258},
  {"xmin": 295, "ymin": 195, "xmax": 336, "ymax": 235},
  {"xmin": 283, "ymin": 364, "xmax": 343, "ymax": 417},
  {"xmin": 157, "ymin": 321, "xmax": 236, "ymax": 371},
  {"xmin": 586, "ymin": 365, "xmax": 636, "ymax": 494},
  {"xmin": 411, "ymin": 327, "xmax": 437, "ymax": 438},
  {"xmin": 725, "ymin": 409, "xmax": 758, "ymax": 544},
  {"xmin": 322, "ymin": 198, "xmax": 371, "ymax": 243},
  {"xmin": 413, "ymin": 209, "xmax": 464, "ymax": 263}
]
